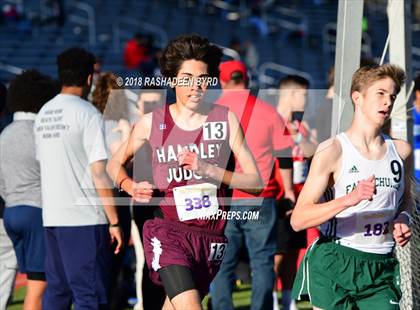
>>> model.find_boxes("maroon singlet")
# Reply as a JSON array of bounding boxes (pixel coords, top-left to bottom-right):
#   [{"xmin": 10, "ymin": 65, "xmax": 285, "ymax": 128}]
[{"xmin": 148, "ymin": 103, "xmax": 232, "ymax": 233}]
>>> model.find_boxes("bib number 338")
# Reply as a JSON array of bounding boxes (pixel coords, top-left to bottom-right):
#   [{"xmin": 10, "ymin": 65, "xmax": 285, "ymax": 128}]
[{"xmin": 173, "ymin": 183, "xmax": 219, "ymax": 221}]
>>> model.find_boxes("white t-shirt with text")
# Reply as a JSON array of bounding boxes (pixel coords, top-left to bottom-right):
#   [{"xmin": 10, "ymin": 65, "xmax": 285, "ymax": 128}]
[{"xmin": 34, "ymin": 94, "xmax": 108, "ymax": 226}]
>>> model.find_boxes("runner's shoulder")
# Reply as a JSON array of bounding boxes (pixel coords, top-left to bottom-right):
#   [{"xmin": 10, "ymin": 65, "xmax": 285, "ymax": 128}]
[
  {"xmin": 227, "ymin": 109, "xmax": 240, "ymax": 127},
  {"xmin": 312, "ymin": 136, "xmax": 342, "ymax": 172},
  {"xmin": 389, "ymin": 138, "xmax": 412, "ymax": 161}
]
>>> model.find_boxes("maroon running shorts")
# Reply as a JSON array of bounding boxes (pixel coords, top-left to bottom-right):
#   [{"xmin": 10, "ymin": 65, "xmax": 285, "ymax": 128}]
[{"xmin": 143, "ymin": 217, "xmax": 228, "ymax": 295}]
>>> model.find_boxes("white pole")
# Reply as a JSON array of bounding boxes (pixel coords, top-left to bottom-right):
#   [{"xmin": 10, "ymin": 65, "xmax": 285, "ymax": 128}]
[{"xmin": 331, "ymin": 0, "xmax": 364, "ymax": 136}]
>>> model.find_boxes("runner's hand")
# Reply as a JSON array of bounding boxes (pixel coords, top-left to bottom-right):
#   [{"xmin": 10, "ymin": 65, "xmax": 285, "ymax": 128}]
[
  {"xmin": 177, "ymin": 148, "xmax": 208, "ymax": 176},
  {"xmin": 109, "ymin": 226, "xmax": 123, "ymax": 254},
  {"xmin": 346, "ymin": 175, "xmax": 376, "ymax": 206},
  {"xmin": 393, "ymin": 213, "xmax": 411, "ymax": 247},
  {"xmin": 132, "ymin": 181, "xmax": 154, "ymax": 203}
]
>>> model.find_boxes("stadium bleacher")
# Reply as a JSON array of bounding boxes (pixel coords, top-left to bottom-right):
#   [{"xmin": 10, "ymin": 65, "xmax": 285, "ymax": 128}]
[{"xmin": 0, "ymin": 0, "xmax": 419, "ymax": 87}]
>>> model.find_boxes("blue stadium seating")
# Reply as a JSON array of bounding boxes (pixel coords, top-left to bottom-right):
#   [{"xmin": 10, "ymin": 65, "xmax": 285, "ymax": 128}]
[{"xmin": 0, "ymin": 0, "xmax": 418, "ymax": 87}]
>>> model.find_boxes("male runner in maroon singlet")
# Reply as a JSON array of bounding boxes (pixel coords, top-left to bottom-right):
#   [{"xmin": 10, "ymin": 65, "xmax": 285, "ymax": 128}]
[{"xmin": 107, "ymin": 35, "xmax": 263, "ymax": 310}]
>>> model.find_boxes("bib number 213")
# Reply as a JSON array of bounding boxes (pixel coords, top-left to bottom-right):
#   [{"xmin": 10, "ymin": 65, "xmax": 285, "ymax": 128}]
[{"xmin": 209, "ymin": 243, "xmax": 227, "ymax": 261}]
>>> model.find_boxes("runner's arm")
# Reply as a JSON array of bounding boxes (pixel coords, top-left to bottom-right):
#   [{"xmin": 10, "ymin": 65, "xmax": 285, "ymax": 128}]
[
  {"xmin": 393, "ymin": 139, "xmax": 413, "ymax": 216},
  {"xmin": 291, "ymin": 138, "xmax": 375, "ymax": 231},
  {"xmin": 106, "ymin": 113, "xmax": 152, "ymax": 196},
  {"xmin": 279, "ymin": 167, "xmax": 294, "ymax": 201},
  {"xmin": 297, "ymin": 121, "xmax": 317, "ymax": 158},
  {"xmin": 392, "ymin": 139, "xmax": 413, "ymax": 246},
  {"xmin": 274, "ymin": 115, "xmax": 295, "ymax": 201},
  {"xmin": 108, "ymin": 119, "xmax": 131, "ymax": 156},
  {"xmin": 203, "ymin": 111, "xmax": 263, "ymax": 194}
]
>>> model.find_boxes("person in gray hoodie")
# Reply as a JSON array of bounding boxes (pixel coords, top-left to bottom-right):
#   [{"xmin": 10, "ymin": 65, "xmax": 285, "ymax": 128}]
[
  {"xmin": 0, "ymin": 70, "xmax": 58, "ymax": 310},
  {"xmin": 0, "ymin": 81, "xmax": 17, "ymax": 310}
]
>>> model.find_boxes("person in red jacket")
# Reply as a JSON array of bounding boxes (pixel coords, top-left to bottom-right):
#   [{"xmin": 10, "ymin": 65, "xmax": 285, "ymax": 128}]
[
  {"xmin": 123, "ymin": 34, "xmax": 151, "ymax": 70},
  {"xmin": 212, "ymin": 60, "xmax": 295, "ymax": 310}
]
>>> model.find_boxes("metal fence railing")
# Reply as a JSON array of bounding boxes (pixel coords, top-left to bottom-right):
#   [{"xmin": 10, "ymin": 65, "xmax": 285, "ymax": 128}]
[
  {"xmin": 68, "ymin": 2, "xmax": 96, "ymax": 46},
  {"xmin": 258, "ymin": 61, "xmax": 313, "ymax": 88}
]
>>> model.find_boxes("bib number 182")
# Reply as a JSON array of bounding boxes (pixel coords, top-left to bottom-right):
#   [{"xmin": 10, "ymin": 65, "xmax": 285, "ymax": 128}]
[{"xmin": 364, "ymin": 221, "xmax": 389, "ymax": 236}]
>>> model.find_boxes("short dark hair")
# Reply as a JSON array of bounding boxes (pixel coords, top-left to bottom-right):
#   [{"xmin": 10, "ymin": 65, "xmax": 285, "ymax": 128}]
[
  {"xmin": 415, "ymin": 74, "xmax": 420, "ymax": 92},
  {"xmin": 230, "ymin": 71, "xmax": 245, "ymax": 83},
  {"xmin": 7, "ymin": 70, "xmax": 59, "ymax": 113},
  {"xmin": 57, "ymin": 47, "xmax": 95, "ymax": 87},
  {"xmin": 159, "ymin": 34, "xmax": 222, "ymax": 78},
  {"xmin": 279, "ymin": 75, "xmax": 310, "ymax": 89}
]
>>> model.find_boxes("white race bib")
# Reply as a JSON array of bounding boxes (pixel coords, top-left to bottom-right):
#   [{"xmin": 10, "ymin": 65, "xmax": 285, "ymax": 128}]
[
  {"xmin": 293, "ymin": 160, "xmax": 308, "ymax": 184},
  {"xmin": 203, "ymin": 122, "xmax": 227, "ymax": 141},
  {"xmin": 354, "ymin": 210, "xmax": 394, "ymax": 245},
  {"xmin": 173, "ymin": 183, "xmax": 219, "ymax": 221}
]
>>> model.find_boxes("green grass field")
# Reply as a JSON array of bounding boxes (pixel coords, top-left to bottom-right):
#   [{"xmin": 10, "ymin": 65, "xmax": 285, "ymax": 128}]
[
  {"xmin": 7, "ymin": 284, "xmax": 312, "ymax": 310},
  {"xmin": 202, "ymin": 284, "xmax": 312, "ymax": 310},
  {"xmin": 6, "ymin": 287, "xmax": 25, "ymax": 310}
]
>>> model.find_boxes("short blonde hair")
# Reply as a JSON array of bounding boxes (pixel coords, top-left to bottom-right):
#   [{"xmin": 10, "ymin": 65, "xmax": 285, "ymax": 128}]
[{"xmin": 350, "ymin": 64, "xmax": 406, "ymax": 98}]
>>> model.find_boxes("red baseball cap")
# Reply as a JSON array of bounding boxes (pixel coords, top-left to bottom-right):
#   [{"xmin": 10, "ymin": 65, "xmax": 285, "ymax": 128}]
[{"xmin": 219, "ymin": 60, "xmax": 248, "ymax": 83}]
